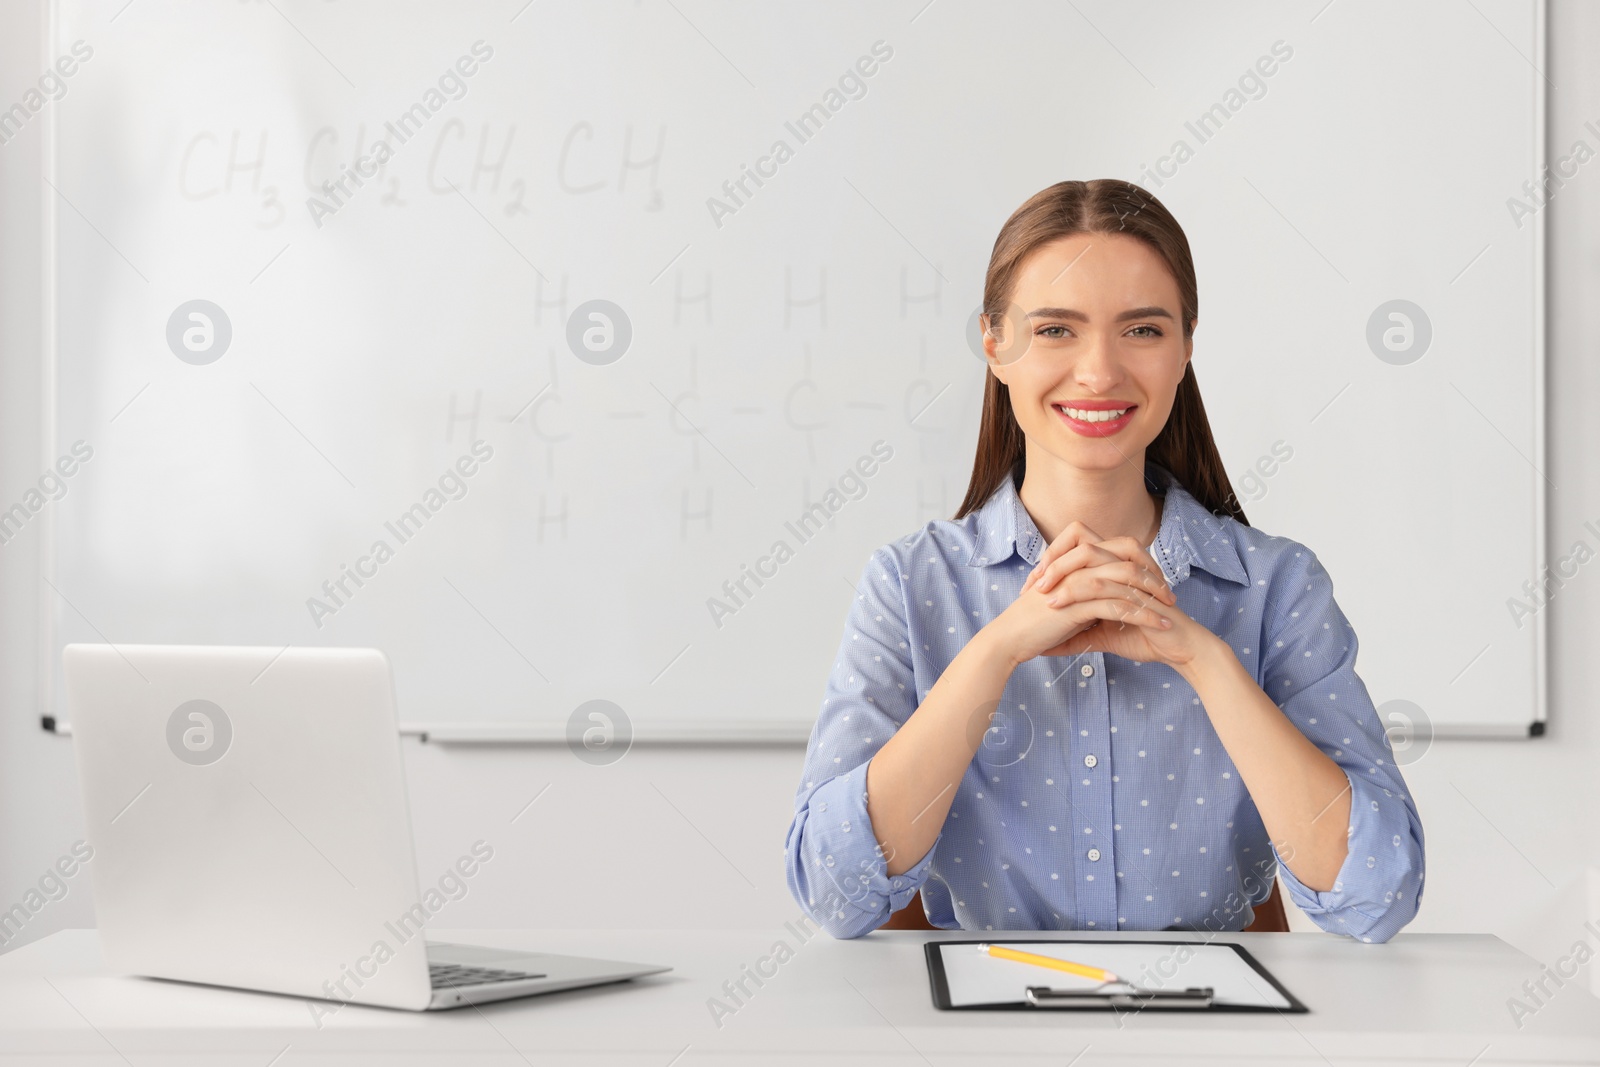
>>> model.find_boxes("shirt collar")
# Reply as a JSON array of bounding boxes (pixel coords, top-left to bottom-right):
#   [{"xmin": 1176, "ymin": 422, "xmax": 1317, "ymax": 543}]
[{"xmin": 965, "ymin": 461, "xmax": 1250, "ymax": 587}]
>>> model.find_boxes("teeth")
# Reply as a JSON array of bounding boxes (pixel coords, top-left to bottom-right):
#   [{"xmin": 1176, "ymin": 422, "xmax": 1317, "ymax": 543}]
[{"xmin": 1058, "ymin": 405, "xmax": 1130, "ymax": 423}]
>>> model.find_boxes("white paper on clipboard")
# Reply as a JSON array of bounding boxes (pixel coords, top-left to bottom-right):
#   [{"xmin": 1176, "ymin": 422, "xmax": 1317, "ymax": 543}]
[{"xmin": 935, "ymin": 941, "xmax": 1293, "ymax": 1009}]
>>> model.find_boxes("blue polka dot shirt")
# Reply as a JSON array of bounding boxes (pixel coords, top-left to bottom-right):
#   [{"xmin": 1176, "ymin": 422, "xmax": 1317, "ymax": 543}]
[{"xmin": 784, "ymin": 460, "xmax": 1425, "ymax": 942}]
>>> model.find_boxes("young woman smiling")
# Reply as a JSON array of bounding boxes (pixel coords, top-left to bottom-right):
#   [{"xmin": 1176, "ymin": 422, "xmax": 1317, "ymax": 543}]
[{"xmin": 784, "ymin": 179, "xmax": 1424, "ymax": 941}]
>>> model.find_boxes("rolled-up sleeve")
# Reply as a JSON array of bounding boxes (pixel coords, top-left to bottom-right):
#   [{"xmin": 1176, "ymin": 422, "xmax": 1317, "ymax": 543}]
[
  {"xmin": 783, "ymin": 546, "xmax": 941, "ymax": 939},
  {"xmin": 1261, "ymin": 545, "xmax": 1426, "ymax": 943}
]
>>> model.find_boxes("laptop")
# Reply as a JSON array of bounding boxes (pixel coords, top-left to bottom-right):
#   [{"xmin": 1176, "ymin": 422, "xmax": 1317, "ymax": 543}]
[{"xmin": 62, "ymin": 643, "xmax": 671, "ymax": 1013}]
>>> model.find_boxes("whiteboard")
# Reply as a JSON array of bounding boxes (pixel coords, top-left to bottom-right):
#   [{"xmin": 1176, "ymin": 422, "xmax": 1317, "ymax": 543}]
[{"xmin": 44, "ymin": 0, "xmax": 1545, "ymax": 740}]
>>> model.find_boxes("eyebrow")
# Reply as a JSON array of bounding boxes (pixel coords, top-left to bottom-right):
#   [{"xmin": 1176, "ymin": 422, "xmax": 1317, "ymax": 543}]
[{"xmin": 1026, "ymin": 306, "xmax": 1174, "ymax": 323}]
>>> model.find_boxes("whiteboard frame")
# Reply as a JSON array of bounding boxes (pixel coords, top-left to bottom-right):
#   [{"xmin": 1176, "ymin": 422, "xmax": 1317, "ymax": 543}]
[
  {"xmin": 35, "ymin": 0, "xmax": 1548, "ymax": 745},
  {"xmin": 1532, "ymin": 0, "xmax": 1549, "ymax": 740}
]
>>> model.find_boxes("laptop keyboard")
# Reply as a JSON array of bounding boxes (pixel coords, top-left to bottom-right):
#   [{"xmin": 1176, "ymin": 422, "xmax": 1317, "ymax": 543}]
[{"xmin": 429, "ymin": 962, "xmax": 547, "ymax": 988}]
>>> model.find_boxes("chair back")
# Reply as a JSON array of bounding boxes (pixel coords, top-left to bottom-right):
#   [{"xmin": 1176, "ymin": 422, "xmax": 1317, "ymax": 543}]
[{"xmin": 878, "ymin": 880, "xmax": 1290, "ymax": 933}]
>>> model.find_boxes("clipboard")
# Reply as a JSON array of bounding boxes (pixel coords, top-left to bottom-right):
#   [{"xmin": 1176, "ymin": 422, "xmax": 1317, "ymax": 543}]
[{"xmin": 924, "ymin": 939, "xmax": 1308, "ymax": 1013}]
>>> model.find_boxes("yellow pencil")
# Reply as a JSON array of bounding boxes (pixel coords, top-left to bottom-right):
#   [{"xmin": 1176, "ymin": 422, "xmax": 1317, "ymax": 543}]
[{"xmin": 977, "ymin": 943, "xmax": 1121, "ymax": 983}]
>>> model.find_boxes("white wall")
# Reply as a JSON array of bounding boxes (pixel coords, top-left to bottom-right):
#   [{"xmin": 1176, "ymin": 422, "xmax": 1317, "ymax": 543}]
[{"xmin": 3, "ymin": 2, "xmax": 1598, "ymax": 967}]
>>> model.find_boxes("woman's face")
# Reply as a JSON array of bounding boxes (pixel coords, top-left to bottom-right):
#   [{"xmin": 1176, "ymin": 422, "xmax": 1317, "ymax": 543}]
[{"xmin": 985, "ymin": 232, "xmax": 1194, "ymax": 473}]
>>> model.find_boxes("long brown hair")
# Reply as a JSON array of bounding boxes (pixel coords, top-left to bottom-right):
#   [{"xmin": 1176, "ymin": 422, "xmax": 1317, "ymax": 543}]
[{"xmin": 955, "ymin": 179, "xmax": 1248, "ymax": 527}]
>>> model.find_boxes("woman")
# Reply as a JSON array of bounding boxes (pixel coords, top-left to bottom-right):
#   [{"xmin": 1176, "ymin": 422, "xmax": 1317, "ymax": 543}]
[{"xmin": 783, "ymin": 179, "xmax": 1424, "ymax": 942}]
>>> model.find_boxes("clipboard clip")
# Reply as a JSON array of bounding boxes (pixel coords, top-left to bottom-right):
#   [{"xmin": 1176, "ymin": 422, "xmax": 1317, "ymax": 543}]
[{"xmin": 1024, "ymin": 982, "xmax": 1215, "ymax": 1009}]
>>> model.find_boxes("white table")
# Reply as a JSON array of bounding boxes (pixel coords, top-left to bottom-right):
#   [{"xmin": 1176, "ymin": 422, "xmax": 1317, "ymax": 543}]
[{"xmin": 0, "ymin": 928, "xmax": 1596, "ymax": 1065}]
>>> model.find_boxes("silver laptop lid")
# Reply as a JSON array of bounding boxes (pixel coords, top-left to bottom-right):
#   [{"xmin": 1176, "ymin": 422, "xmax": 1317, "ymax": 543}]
[{"xmin": 64, "ymin": 644, "xmax": 433, "ymax": 1010}]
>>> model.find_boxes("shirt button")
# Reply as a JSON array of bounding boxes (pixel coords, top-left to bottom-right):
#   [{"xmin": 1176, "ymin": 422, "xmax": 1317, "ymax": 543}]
[
  {"xmin": 1087, "ymin": 848, "xmax": 1102, "ymax": 862},
  {"xmin": 1084, "ymin": 754, "xmax": 1098, "ymax": 768},
  {"xmin": 1080, "ymin": 664, "xmax": 1094, "ymax": 677}
]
